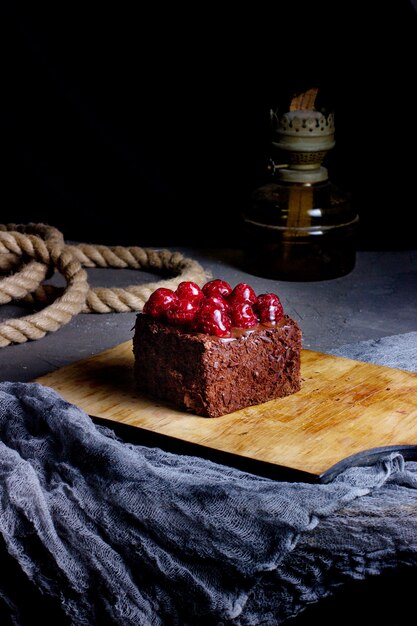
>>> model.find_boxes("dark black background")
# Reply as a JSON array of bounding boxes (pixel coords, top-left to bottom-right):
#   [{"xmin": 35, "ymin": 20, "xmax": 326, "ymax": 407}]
[{"xmin": 2, "ymin": 2, "xmax": 416, "ymax": 249}]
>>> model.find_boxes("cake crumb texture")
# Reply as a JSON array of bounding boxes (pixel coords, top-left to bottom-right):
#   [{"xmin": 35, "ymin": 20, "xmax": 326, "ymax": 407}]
[{"xmin": 133, "ymin": 314, "xmax": 302, "ymax": 418}]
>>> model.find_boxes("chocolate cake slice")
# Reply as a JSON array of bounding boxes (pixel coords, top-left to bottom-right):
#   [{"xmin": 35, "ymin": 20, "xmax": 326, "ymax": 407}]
[{"xmin": 133, "ymin": 313, "xmax": 302, "ymax": 418}]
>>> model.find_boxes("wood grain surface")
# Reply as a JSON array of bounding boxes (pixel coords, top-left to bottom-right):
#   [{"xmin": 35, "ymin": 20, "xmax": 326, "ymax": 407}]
[{"xmin": 35, "ymin": 341, "xmax": 417, "ymax": 476}]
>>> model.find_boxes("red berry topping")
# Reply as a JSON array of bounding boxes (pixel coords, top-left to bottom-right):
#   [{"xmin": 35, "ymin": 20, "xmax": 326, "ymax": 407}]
[
  {"xmin": 254, "ymin": 293, "xmax": 284, "ymax": 323},
  {"xmin": 166, "ymin": 298, "xmax": 200, "ymax": 327},
  {"xmin": 230, "ymin": 301, "xmax": 258, "ymax": 328},
  {"xmin": 175, "ymin": 281, "xmax": 204, "ymax": 303},
  {"xmin": 228, "ymin": 282, "xmax": 257, "ymax": 305},
  {"xmin": 143, "ymin": 280, "xmax": 285, "ymax": 337},
  {"xmin": 202, "ymin": 279, "xmax": 233, "ymax": 299},
  {"xmin": 143, "ymin": 288, "xmax": 179, "ymax": 319},
  {"xmin": 193, "ymin": 296, "xmax": 232, "ymax": 337}
]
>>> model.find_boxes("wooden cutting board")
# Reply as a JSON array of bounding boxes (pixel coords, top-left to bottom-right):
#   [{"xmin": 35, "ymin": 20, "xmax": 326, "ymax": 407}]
[{"xmin": 35, "ymin": 341, "xmax": 417, "ymax": 478}]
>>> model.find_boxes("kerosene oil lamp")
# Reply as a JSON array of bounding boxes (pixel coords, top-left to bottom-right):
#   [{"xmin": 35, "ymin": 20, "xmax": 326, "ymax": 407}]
[{"xmin": 242, "ymin": 88, "xmax": 358, "ymax": 281}]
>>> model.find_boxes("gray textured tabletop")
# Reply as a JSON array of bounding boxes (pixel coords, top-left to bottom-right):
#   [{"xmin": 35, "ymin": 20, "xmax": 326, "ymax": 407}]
[{"xmin": 1, "ymin": 247, "xmax": 416, "ymax": 382}]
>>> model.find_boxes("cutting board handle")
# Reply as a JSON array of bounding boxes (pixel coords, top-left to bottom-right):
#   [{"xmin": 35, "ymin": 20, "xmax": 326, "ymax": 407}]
[{"xmin": 320, "ymin": 444, "xmax": 417, "ymax": 483}]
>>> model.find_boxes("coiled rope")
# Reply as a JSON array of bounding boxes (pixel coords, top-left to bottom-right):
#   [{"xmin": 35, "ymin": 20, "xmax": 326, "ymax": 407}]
[{"xmin": 0, "ymin": 223, "xmax": 208, "ymax": 348}]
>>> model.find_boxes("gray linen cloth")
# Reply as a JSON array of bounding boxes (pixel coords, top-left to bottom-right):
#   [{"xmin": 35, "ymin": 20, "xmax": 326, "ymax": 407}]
[{"xmin": 1, "ymin": 332, "xmax": 417, "ymax": 625}]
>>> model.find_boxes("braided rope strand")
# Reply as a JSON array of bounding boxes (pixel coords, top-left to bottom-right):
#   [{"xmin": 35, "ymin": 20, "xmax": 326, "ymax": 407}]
[{"xmin": 0, "ymin": 223, "xmax": 208, "ymax": 347}]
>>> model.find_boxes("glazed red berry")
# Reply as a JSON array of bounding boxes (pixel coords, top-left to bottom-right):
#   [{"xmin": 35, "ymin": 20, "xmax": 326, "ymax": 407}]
[
  {"xmin": 193, "ymin": 296, "xmax": 232, "ymax": 337},
  {"xmin": 166, "ymin": 298, "xmax": 200, "ymax": 327},
  {"xmin": 209, "ymin": 295, "xmax": 230, "ymax": 313},
  {"xmin": 175, "ymin": 281, "xmax": 204, "ymax": 303},
  {"xmin": 230, "ymin": 301, "xmax": 258, "ymax": 328},
  {"xmin": 227, "ymin": 282, "xmax": 257, "ymax": 305},
  {"xmin": 254, "ymin": 293, "xmax": 284, "ymax": 323},
  {"xmin": 202, "ymin": 279, "xmax": 233, "ymax": 299},
  {"xmin": 143, "ymin": 288, "xmax": 179, "ymax": 319}
]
